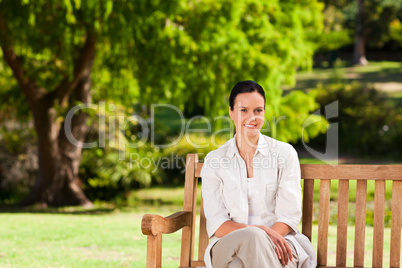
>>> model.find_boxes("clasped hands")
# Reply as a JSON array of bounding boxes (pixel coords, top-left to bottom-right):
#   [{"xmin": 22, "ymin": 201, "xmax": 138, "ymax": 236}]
[{"xmin": 250, "ymin": 224, "xmax": 293, "ymax": 266}]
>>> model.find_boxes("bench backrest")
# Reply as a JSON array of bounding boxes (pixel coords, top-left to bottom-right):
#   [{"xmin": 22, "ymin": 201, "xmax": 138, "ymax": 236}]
[{"xmin": 180, "ymin": 154, "xmax": 402, "ymax": 268}]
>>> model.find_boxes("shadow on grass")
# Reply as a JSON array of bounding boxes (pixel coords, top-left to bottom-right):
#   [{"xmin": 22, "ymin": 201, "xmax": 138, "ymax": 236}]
[
  {"xmin": 138, "ymin": 198, "xmax": 177, "ymax": 206},
  {"xmin": 294, "ymin": 72, "xmax": 402, "ymax": 91},
  {"xmin": 0, "ymin": 204, "xmax": 117, "ymax": 215},
  {"xmin": 291, "ymin": 62, "xmax": 402, "ymax": 91}
]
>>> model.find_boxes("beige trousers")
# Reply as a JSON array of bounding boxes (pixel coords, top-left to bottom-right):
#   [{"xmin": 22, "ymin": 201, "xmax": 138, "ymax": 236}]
[{"xmin": 211, "ymin": 226, "xmax": 298, "ymax": 268}]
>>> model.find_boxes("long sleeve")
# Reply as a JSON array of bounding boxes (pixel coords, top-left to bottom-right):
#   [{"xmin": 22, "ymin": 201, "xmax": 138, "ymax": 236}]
[
  {"xmin": 275, "ymin": 144, "xmax": 302, "ymax": 234},
  {"xmin": 201, "ymin": 154, "xmax": 232, "ymax": 239}
]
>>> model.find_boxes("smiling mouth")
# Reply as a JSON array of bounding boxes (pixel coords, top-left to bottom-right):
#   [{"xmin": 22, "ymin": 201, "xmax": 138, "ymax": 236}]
[{"xmin": 244, "ymin": 124, "xmax": 257, "ymax": 128}]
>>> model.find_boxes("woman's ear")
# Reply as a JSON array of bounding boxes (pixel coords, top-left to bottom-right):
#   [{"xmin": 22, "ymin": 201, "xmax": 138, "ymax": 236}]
[{"xmin": 228, "ymin": 106, "xmax": 233, "ymax": 120}]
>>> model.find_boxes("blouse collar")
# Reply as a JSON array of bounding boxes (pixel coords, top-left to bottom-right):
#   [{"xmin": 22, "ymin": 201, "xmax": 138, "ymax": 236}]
[{"xmin": 224, "ymin": 132, "xmax": 270, "ymax": 158}]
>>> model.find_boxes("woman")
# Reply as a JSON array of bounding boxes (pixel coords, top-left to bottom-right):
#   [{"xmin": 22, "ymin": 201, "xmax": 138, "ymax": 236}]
[{"xmin": 201, "ymin": 80, "xmax": 316, "ymax": 268}]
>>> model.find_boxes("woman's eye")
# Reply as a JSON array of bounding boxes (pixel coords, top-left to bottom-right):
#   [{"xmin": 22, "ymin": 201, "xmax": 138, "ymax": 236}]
[
  {"xmin": 256, "ymin": 109, "xmax": 263, "ymax": 112},
  {"xmin": 240, "ymin": 109, "xmax": 246, "ymax": 112}
]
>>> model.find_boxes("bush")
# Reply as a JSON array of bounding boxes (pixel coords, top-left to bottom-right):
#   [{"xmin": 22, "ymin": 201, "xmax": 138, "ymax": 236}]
[
  {"xmin": 79, "ymin": 143, "xmax": 165, "ymax": 202},
  {"xmin": 0, "ymin": 123, "xmax": 37, "ymax": 205},
  {"xmin": 311, "ymin": 81, "xmax": 402, "ymax": 158}
]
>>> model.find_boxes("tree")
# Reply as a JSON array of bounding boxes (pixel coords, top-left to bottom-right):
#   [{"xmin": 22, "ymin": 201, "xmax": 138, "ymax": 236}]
[
  {"xmin": 317, "ymin": 0, "xmax": 402, "ymax": 65},
  {"xmin": 351, "ymin": 0, "xmax": 402, "ymax": 65},
  {"xmin": 353, "ymin": 0, "xmax": 368, "ymax": 65},
  {"xmin": 0, "ymin": 0, "xmax": 325, "ymax": 207},
  {"xmin": 0, "ymin": 2, "xmax": 97, "ymax": 206}
]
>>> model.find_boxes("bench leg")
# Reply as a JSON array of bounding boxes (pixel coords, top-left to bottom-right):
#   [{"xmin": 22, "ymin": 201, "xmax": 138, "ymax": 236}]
[{"xmin": 146, "ymin": 234, "xmax": 162, "ymax": 268}]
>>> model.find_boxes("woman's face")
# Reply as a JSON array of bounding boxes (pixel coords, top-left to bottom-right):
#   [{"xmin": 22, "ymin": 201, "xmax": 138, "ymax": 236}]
[{"xmin": 229, "ymin": 91, "xmax": 265, "ymax": 138}]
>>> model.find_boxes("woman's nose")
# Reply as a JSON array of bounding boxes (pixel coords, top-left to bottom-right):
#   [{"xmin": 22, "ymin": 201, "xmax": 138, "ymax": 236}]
[{"xmin": 247, "ymin": 112, "xmax": 256, "ymax": 122}]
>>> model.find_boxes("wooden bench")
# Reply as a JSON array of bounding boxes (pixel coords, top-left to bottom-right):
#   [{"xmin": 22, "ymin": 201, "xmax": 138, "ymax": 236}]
[{"xmin": 142, "ymin": 154, "xmax": 402, "ymax": 268}]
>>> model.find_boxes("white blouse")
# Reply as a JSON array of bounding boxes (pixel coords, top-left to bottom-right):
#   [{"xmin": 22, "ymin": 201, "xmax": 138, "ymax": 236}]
[
  {"xmin": 200, "ymin": 133, "xmax": 316, "ymax": 268},
  {"xmin": 247, "ymin": 177, "xmax": 263, "ymax": 225}
]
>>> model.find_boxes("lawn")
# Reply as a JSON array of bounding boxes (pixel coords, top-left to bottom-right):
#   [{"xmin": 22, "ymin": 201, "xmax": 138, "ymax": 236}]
[
  {"xmin": 285, "ymin": 61, "xmax": 402, "ymax": 94},
  {"xmin": 0, "ymin": 208, "xmax": 147, "ymax": 268},
  {"xmin": 0, "ymin": 205, "xmax": 396, "ymax": 268}
]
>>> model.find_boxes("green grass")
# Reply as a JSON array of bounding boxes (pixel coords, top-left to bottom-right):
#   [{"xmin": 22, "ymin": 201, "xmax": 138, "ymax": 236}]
[
  {"xmin": 133, "ymin": 186, "xmax": 200, "ymax": 208},
  {"xmin": 0, "ymin": 203, "xmax": 397, "ymax": 268},
  {"xmin": 0, "ymin": 207, "xmax": 181, "ymax": 268},
  {"xmin": 0, "ymin": 209, "xmax": 146, "ymax": 268},
  {"xmin": 299, "ymin": 158, "xmax": 339, "ymax": 165},
  {"xmin": 286, "ymin": 61, "xmax": 402, "ymax": 92}
]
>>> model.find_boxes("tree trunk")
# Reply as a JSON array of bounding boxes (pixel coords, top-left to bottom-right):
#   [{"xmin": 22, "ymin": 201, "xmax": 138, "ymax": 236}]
[
  {"xmin": 19, "ymin": 51, "xmax": 95, "ymax": 207},
  {"xmin": 0, "ymin": 14, "xmax": 96, "ymax": 207},
  {"xmin": 353, "ymin": 0, "xmax": 368, "ymax": 66}
]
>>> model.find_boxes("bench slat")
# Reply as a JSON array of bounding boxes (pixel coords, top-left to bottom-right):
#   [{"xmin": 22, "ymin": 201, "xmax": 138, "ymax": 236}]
[
  {"xmin": 301, "ymin": 164, "xmax": 402, "ymax": 180},
  {"xmin": 302, "ymin": 179, "xmax": 314, "ymax": 242},
  {"xmin": 147, "ymin": 234, "xmax": 162, "ymax": 268},
  {"xmin": 198, "ymin": 196, "xmax": 209, "ymax": 262},
  {"xmin": 180, "ymin": 154, "xmax": 198, "ymax": 267},
  {"xmin": 190, "ymin": 164, "xmax": 199, "ymax": 263},
  {"xmin": 354, "ymin": 180, "xmax": 367, "ymax": 267},
  {"xmin": 198, "ymin": 163, "xmax": 402, "ymax": 180},
  {"xmin": 195, "ymin": 162, "xmax": 202, "ymax": 178},
  {"xmin": 318, "ymin": 179, "xmax": 331, "ymax": 266},
  {"xmin": 373, "ymin": 180, "xmax": 385, "ymax": 267},
  {"xmin": 390, "ymin": 181, "xmax": 402, "ymax": 268},
  {"xmin": 336, "ymin": 180, "xmax": 349, "ymax": 267},
  {"xmin": 190, "ymin": 260, "xmax": 205, "ymax": 267}
]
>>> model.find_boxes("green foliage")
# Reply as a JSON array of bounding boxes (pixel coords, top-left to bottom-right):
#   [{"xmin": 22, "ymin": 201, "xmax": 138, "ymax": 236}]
[
  {"xmin": 275, "ymin": 90, "xmax": 328, "ymax": 143},
  {"xmin": 122, "ymin": 0, "xmax": 327, "ymax": 143},
  {"xmin": 0, "ymin": 125, "xmax": 37, "ymax": 205},
  {"xmin": 164, "ymin": 133, "xmax": 227, "ymax": 159},
  {"xmin": 0, "ymin": 0, "xmax": 328, "ymax": 200},
  {"xmin": 390, "ymin": 18, "xmax": 402, "ymax": 47},
  {"xmin": 314, "ymin": 5, "xmax": 353, "ymax": 52},
  {"xmin": 0, "ymin": 58, "xmax": 31, "ymax": 123},
  {"xmin": 79, "ymin": 144, "xmax": 164, "ymax": 201},
  {"xmin": 312, "ymin": 81, "xmax": 402, "ymax": 158},
  {"xmin": 1, "ymin": 0, "xmax": 326, "ymax": 142},
  {"xmin": 315, "ymin": 29, "xmax": 353, "ymax": 52},
  {"xmin": 334, "ymin": 0, "xmax": 402, "ymax": 49},
  {"xmin": 76, "ymin": 102, "xmax": 165, "ymax": 201},
  {"xmin": 0, "ymin": 127, "xmax": 24, "ymax": 154},
  {"xmin": 316, "ymin": 0, "xmax": 402, "ymax": 53},
  {"xmin": 360, "ymin": 0, "xmax": 402, "ymax": 47}
]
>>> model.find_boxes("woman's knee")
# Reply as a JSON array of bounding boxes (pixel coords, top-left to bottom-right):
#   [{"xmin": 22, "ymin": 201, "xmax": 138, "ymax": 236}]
[
  {"xmin": 216, "ymin": 226, "xmax": 270, "ymax": 250},
  {"xmin": 244, "ymin": 226, "xmax": 266, "ymax": 236},
  {"xmin": 231, "ymin": 226, "xmax": 268, "ymax": 245}
]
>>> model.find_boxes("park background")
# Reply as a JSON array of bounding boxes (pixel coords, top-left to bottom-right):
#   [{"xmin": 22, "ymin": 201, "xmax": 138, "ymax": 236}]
[{"xmin": 0, "ymin": 0, "xmax": 401, "ymax": 267}]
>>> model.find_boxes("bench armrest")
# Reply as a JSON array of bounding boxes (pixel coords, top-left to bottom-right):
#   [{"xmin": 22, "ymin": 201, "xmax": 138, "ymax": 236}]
[{"xmin": 141, "ymin": 211, "xmax": 192, "ymax": 236}]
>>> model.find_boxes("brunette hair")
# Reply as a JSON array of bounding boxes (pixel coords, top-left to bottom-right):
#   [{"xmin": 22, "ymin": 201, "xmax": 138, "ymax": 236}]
[{"xmin": 229, "ymin": 80, "xmax": 265, "ymax": 111}]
